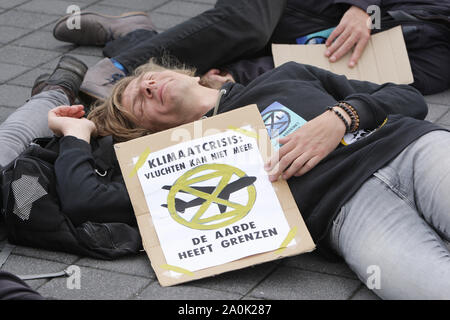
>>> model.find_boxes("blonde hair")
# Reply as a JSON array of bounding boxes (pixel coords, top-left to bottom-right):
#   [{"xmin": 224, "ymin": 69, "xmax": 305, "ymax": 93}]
[{"xmin": 87, "ymin": 58, "xmax": 196, "ymax": 142}]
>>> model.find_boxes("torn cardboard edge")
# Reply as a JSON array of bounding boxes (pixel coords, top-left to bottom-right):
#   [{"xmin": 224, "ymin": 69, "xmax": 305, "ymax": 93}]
[
  {"xmin": 114, "ymin": 105, "xmax": 315, "ymax": 287},
  {"xmin": 272, "ymin": 26, "xmax": 414, "ymax": 85}
]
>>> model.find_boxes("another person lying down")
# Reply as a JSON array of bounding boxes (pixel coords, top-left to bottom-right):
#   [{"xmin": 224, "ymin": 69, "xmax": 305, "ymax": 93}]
[
  {"xmin": 46, "ymin": 60, "xmax": 450, "ymax": 299},
  {"xmin": 1, "ymin": 56, "xmax": 449, "ymax": 299}
]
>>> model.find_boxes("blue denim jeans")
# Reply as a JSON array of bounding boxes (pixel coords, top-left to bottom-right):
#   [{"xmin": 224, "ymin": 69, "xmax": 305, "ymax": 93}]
[
  {"xmin": 329, "ymin": 130, "xmax": 450, "ymax": 299},
  {"xmin": 0, "ymin": 90, "xmax": 68, "ymax": 167}
]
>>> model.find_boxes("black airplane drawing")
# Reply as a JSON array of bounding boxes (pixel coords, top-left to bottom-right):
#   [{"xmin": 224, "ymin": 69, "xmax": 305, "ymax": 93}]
[{"xmin": 161, "ymin": 176, "xmax": 257, "ymax": 214}]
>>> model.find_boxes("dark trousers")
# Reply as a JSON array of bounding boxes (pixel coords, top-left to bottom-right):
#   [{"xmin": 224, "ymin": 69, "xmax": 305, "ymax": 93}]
[
  {"xmin": 107, "ymin": 0, "xmax": 449, "ymax": 95},
  {"xmin": 110, "ymin": 0, "xmax": 287, "ymax": 75}
]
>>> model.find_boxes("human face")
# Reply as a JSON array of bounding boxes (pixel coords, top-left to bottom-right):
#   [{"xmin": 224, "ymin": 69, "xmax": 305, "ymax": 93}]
[{"xmin": 122, "ymin": 70, "xmax": 201, "ymax": 131}]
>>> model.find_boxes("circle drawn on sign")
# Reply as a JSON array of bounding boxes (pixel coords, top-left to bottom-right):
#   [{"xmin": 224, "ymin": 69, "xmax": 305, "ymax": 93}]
[
  {"xmin": 166, "ymin": 164, "xmax": 256, "ymax": 230},
  {"xmin": 262, "ymin": 109, "xmax": 291, "ymax": 138}
]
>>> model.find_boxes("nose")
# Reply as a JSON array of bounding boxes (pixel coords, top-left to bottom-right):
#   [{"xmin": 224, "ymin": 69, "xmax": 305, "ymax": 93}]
[{"xmin": 140, "ymin": 79, "xmax": 156, "ymax": 98}]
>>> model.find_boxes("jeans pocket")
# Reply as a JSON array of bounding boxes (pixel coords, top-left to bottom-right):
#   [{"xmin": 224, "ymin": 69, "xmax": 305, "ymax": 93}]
[{"xmin": 329, "ymin": 205, "xmax": 348, "ymax": 255}]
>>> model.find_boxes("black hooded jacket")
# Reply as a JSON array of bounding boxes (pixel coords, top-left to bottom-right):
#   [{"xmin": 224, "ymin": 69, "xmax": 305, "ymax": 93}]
[{"xmin": 54, "ymin": 62, "xmax": 444, "ymax": 250}]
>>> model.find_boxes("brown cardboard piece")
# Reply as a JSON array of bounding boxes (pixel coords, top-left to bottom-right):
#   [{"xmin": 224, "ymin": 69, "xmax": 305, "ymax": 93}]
[
  {"xmin": 272, "ymin": 26, "xmax": 413, "ymax": 85},
  {"xmin": 114, "ymin": 105, "xmax": 315, "ymax": 286}
]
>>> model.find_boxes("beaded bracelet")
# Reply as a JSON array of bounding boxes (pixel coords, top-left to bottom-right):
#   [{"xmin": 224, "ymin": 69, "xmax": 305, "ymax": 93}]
[
  {"xmin": 337, "ymin": 102, "xmax": 360, "ymax": 132},
  {"xmin": 326, "ymin": 106, "xmax": 350, "ymax": 133}
]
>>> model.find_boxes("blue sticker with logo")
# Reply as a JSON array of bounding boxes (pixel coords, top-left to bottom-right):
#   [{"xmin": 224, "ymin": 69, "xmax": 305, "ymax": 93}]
[
  {"xmin": 296, "ymin": 27, "xmax": 335, "ymax": 45},
  {"xmin": 261, "ymin": 102, "xmax": 307, "ymax": 150}
]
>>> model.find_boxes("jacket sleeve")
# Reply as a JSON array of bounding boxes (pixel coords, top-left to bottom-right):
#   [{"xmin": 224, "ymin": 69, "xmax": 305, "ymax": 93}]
[
  {"xmin": 54, "ymin": 136, "xmax": 135, "ymax": 226},
  {"xmin": 224, "ymin": 56, "xmax": 275, "ymax": 86},
  {"xmin": 283, "ymin": 62, "xmax": 428, "ymax": 129}
]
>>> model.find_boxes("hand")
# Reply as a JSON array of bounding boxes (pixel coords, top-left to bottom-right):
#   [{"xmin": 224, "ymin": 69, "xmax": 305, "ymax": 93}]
[
  {"xmin": 200, "ymin": 68, "xmax": 235, "ymax": 89},
  {"xmin": 48, "ymin": 105, "xmax": 97, "ymax": 143},
  {"xmin": 325, "ymin": 6, "xmax": 371, "ymax": 67},
  {"xmin": 264, "ymin": 108, "xmax": 349, "ymax": 182}
]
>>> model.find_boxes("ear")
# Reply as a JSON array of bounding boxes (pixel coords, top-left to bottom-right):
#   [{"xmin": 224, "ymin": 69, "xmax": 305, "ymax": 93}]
[{"xmin": 204, "ymin": 68, "xmax": 221, "ymax": 76}]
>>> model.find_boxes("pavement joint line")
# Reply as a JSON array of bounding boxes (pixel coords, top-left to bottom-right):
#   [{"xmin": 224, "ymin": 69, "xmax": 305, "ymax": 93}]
[
  {"xmin": 280, "ymin": 263, "xmax": 359, "ymax": 281},
  {"xmin": 150, "ymin": 0, "xmax": 178, "ymax": 12},
  {"xmin": 347, "ymin": 283, "xmax": 366, "ymax": 300},
  {"xmin": 239, "ymin": 262, "xmax": 280, "ymax": 300},
  {"xmin": 180, "ymin": 0, "xmax": 217, "ymax": 6},
  {"xmin": 435, "ymin": 109, "xmax": 450, "ymax": 123},
  {"xmin": 10, "ymin": 1, "xmax": 101, "ymax": 18},
  {"xmin": 279, "ymin": 264, "xmax": 359, "ymax": 282},
  {"xmin": 0, "ymin": 82, "xmax": 33, "ymax": 90},
  {"xmin": 87, "ymin": 0, "xmax": 173, "ymax": 12},
  {"xmin": 130, "ymin": 279, "xmax": 158, "ymax": 299},
  {"xmin": 0, "ymin": 0, "xmax": 33, "ymax": 13}
]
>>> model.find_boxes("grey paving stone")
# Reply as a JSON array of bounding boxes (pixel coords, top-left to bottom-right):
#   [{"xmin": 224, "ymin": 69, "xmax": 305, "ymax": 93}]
[
  {"xmin": 16, "ymin": 0, "xmax": 91, "ymax": 16},
  {"xmin": 12, "ymin": 245, "xmax": 80, "ymax": 265},
  {"xmin": 74, "ymin": 0, "xmax": 100, "ymax": 3},
  {"xmin": 0, "ymin": 106, "xmax": 17, "ymax": 123},
  {"xmin": 191, "ymin": 262, "xmax": 279, "ymax": 295},
  {"xmin": 0, "ymin": 0, "xmax": 29, "ymax": 9},
  {"xmin": 12, "ymin": 30, "xmax": 76, "ymax": 52},
  {"xmin": 0, "ymin": 63, "xmax": 30, "ymax": 82},
  {"xmin": 425, "ymin": 103, "xmax": 450, "ymax": 123},
  {"xmin": 69, "ymin": 45, "xmax": 104, "ymax": 57},
  {"xmin": 281, "ymin": 251, "xmax": 357, "ymax": 279},
  {"xmin": 37, "ymin": 266, "xmax": 151, "ymax": 299},
  {"xmin": 0, "ymin": 254, "xmax": 68, "ymax": 290},
  {"xmin": 0, "ymin": 45, "xmax": 61, "ymax": 67},
  {"xmin": 155, "ymin": 0, "xmax": 213, "ymax": 17},
  {"xmin": 350, "ymin": 286, "xmax": 381, "ymax": 300},
  {"xmin": 0, "ymin": 26, "xmax": 31, "ymax": 44},
  {"xmin": 97, "ymin": 0, "xmax": 168, "ymax": 11},
  {"xmin": 424, "ymin": 89, "xmax": 450, "ymax": 106},
  {"xmin": 150, "ymin": 12, "xmax": 188, "ymax": 31},
  {"xmin": 40, "ymin": 53, "xmax": 101, "ymax": 70},
  {"xmin": 187, "ymin": 0, "xmax": 217, "ymax": 5},
  {"xmin": 136, "ymin": 281, "xmax": 241, "ymax": 300},
  {"xmin": 76, "ymin": 252, "xmax": 155, "ymax": 278},
  {"xmin": 8, "ymin": 67, "xmax": 50, "ymax": 87},
  {"xmin": 436, "ymin": 111, "xmax": 450, "ymax": 130},
  {"xmin": 249, "ymin": 266, "xmax": 361, "ymax": 300},
  {"xmin": 78, "ymin": 3, "xmax": 136, "ymax": 17},
  {"xmin": 0, "ymin": 9, "xmax": 57, "ymax": 29},
  {"xmin": 0, "ymin": 84, "xmax": 31, "ymax": 107}
]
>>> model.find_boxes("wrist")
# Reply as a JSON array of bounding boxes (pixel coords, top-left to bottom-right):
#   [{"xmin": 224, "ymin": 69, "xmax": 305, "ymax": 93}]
[
  {"xmin": 326, "ymin": 106, "xmax": 351, "ymax": 134},
  {"xmin": 336, "ymin": 101, "xmax": 360, "ymax": 132},
  {"xmin": 62, "ymin": 127, "xmax": 92, "ymax": 143}
]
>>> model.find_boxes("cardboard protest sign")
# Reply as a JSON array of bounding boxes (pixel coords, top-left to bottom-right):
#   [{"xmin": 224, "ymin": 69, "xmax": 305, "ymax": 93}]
[
  {"xmin": 272, "ymin": 26, "xmax": 414, "ymax": 85},
  {"xmin": 115, "ymin": 105, "xmax": 315, "ymax": 286}
]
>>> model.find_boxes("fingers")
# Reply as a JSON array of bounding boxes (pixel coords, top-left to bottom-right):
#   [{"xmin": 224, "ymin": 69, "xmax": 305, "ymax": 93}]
[
  {"xmin": 349, "ymin": 35, "xmax": 370, "ymax": 67},
  {"xmin": 50, "ymin": 105, "xmax": 85, "ymax": 118},
  {"xmin": 325, "ymin": 24, "xmax": 345, "ymax": 48},
  {"xmin": 265, "ymin": 139, "xmax": 293, "ymax": 170},
  {"xmin": 280, "ymin": 152, "xmax": 311, "ymax": 180},
  {"xmin": 329, "ymin": 33, "xmax": 358, "ymax": 63},
  {"xmin": 325, "ymin": 30, "xmax": 351, "ymax": 61},
  {"xmin": 294, "ymin": 156, "xmax": 321, "ymax": 177},
  {"xmin": 265, "ymin": 146, "xmax": 322, "ymax": 182},
  {"xmin": 325, "ymin": 5, "xmax": 371, "ymax": 66}
]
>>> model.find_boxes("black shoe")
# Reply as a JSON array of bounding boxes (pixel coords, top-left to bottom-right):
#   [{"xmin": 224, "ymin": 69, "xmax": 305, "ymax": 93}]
[
  {"xmin": 31, "ymin": 55, "xmax": 88, "ymax": 104},
  {"xmin": 31, "ymin": 73, "xmax": 51, "ymax": 97}
]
